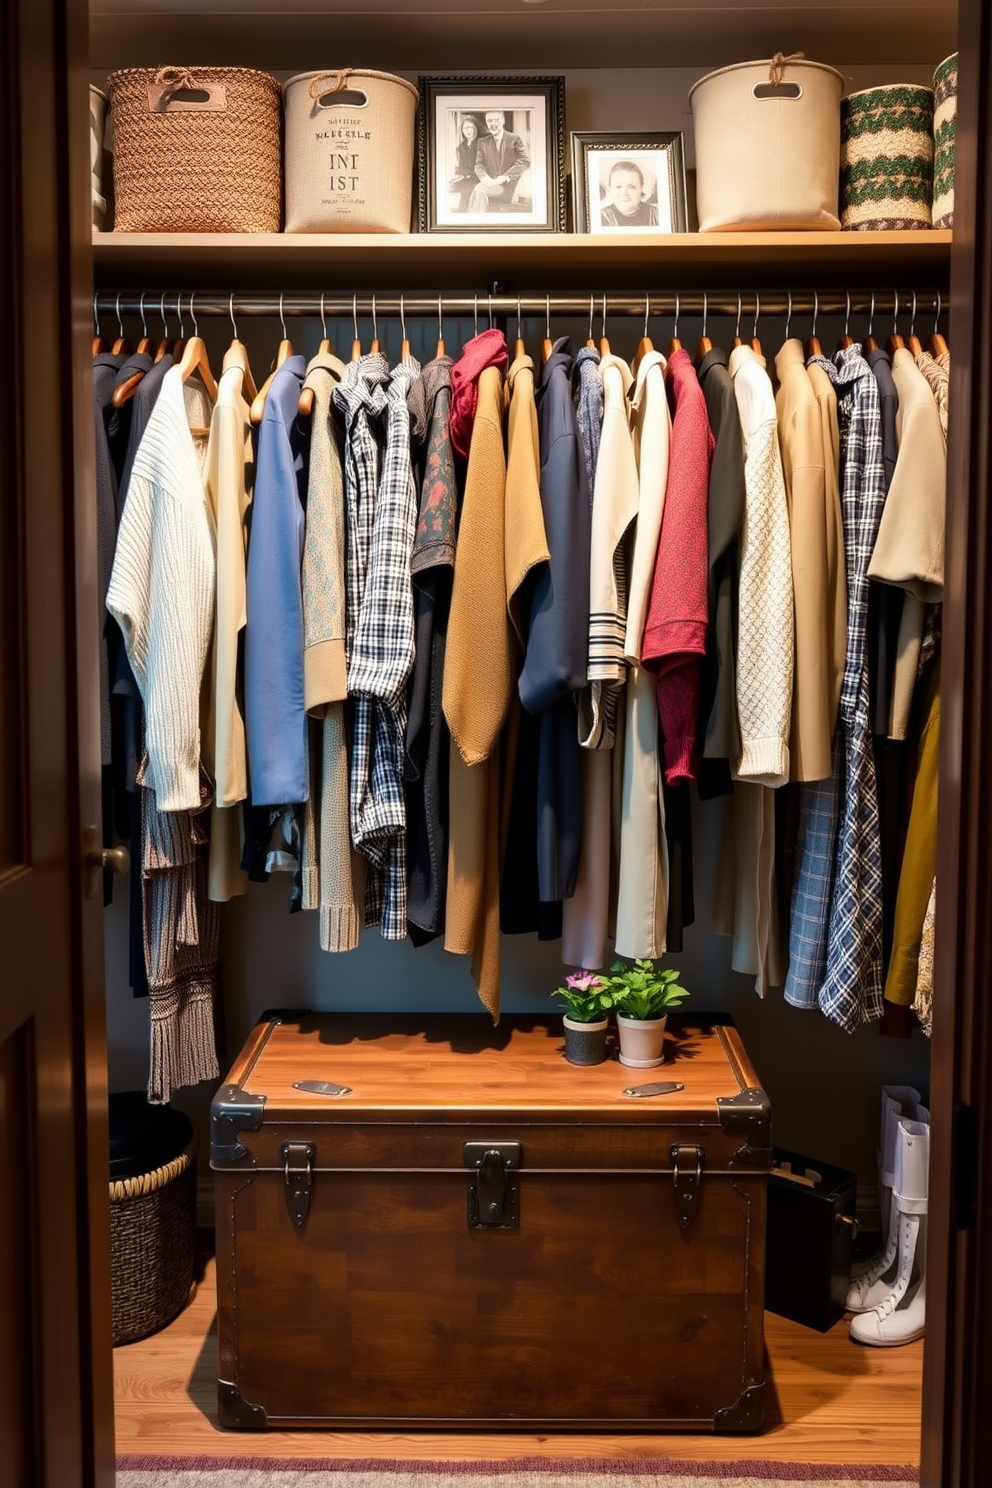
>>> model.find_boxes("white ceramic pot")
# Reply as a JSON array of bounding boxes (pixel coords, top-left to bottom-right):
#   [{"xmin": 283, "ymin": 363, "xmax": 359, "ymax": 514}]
[{"xmin": 616, "ymin": 1013, "xmax": 667, "ymax": 1068}]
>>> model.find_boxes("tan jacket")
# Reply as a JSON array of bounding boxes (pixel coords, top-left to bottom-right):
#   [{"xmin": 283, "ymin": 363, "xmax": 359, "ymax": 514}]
[{"xmin": 775, "ymin": 339, "xmax": 846, "ymax": 782}]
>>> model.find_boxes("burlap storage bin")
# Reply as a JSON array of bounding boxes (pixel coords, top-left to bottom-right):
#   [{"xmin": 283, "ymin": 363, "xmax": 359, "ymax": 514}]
[
  {"xmin": 106, "ymin": 66, "xmax": 282, "ymax": 232},
  {"xmin": 841, "ymin": 84, "xmax": 934, "ymax": 230},
  {"xmin": 689, "ymin": 54, "xmax": 845, "ymax": 231},
  {"xmin": 109, "ymin": 1093, "xmax": 197, "ymax": 1346},
  {"xmin": 932, "ymin": 53, "xmax": 957, "ymax": 228},
  {"xmin": 90, "ymin": 85, "xmax": 108, "ymax": 228},
  {"xmin": 283, "ymin": 68, "xmax": 419, "ymax": 232}
]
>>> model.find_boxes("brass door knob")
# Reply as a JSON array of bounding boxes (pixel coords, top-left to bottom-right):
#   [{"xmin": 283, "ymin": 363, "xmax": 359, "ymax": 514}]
[
  {"xmin": 83, "ymin": 826, "xmax": 131, "ymax": 899},
  {"xmin": 99, "ymin": 846, "xmax": 131, "ymax": 875}
]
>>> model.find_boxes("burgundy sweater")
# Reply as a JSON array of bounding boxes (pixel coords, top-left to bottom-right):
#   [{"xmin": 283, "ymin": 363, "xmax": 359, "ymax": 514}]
[{"xmin": 641, "ymin": 348, "xmax": 714, "ymax": 784}]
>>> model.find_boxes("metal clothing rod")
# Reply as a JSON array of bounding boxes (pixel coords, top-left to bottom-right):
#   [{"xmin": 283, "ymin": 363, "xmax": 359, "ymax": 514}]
[{"xmin": 94, "ymin": 290, "xmax": 946, "ymax": 323}]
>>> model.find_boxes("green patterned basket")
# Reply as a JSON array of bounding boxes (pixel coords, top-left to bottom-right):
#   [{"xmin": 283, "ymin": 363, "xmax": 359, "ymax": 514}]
[
  {"xmin": 840, "ymin": 83, "xmax": 934, "ymax": 230},
  {"xmin": 932, "ymin": 53, "xmax": 957, "ymax": 228}
]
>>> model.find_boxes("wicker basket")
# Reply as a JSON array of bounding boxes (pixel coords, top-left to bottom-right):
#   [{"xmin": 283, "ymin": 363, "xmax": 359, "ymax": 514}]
[
  {"xmin": 106, "ymin": 65, "xmax": 282, "ymax": 232},
  {"xmin": 109, "ymin": 1096, "xmax": 197, "ymax": 1346},
  {"xmin": 840, "ymin": 84, "xmax": 934, "ymax": 230}
]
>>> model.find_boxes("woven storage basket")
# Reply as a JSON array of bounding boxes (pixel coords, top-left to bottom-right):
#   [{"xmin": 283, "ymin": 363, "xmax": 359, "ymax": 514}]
[
  {"xmin": 283, "ymin": 68, "xmax": 419, "ymax": 232},
  {"xmin": 841, "ymin": 84, "xmax": 934, "ymax": 230},
  {"xmin": 106, "ymin": 66, "xmax": 282, "ymax": 232},
  {"xmin": 932, "ymin": 53, "xmax": 957, "ymax": 228},
  {"xmin": 89, "ymin": 85, "xmax": 108, "ymax": 228},
  {"xmin": 109, "ymin": 1094, "xmax": 196, "ymax": 1346},
  {"xmin": 688, "ymin": 54, "xmax": 845, "ymax": 231}
]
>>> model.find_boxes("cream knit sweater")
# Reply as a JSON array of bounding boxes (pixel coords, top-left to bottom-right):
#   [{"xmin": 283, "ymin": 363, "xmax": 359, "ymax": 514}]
[
  {"xmin": 729, "ymin": 346, "xmax": 794, "ymax": 787},
  {"xmin": 107, "ymin": 368, "xmax": 215, "ymax": 812}
]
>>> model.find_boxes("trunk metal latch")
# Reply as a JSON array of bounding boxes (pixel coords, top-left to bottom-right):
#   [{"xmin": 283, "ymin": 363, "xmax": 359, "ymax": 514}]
[
  {"xmin": 281, "ymin": 1141, "xmax": 315, "ymax": 1229},
  {"xmin": 671, "ymin": 1143, "xmax": 704, "ymax": 1231},
  {"xmin": 464, "ymin": 1141, "xmax": 521, "ymax": 1229}
]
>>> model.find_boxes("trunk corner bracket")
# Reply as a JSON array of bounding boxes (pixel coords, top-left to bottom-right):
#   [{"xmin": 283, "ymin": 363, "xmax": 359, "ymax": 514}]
[{"xmin": 210, "ymin": 1084, "xmax": 265, "ymax": 1165}]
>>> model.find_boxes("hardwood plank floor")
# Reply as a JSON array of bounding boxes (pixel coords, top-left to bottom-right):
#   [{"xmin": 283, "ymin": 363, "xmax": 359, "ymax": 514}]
[{"xmin": 114, "ymin": 1243, "xmax": 922, "ymax": 1466}]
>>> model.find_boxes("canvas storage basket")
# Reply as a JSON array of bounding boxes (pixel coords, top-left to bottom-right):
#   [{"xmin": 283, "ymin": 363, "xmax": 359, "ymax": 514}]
[
  {"xmin": 932, "ymin": 53, "xmax": 957, "ymax": 228},
  {"xmin": 105, "ymin": 66, "xmax": 282, "ymax": 232},
  {"xmin": 689, "ymin": 53, "xmax": 845, "ymax": 231},
  {"xmin": 283, "ymin": 68, "xmax": 419, "ymax": 232},
  {"xmin": 90, "ymin": 85, "xmax": 108, "ymax": 228},
  {"xmin": 841, "ymin": 84, "xmax": 934, "ymax": 230},
  {"xmin": 109, "ymin": 1092, "xmax": 197, "ymax": 1346}
]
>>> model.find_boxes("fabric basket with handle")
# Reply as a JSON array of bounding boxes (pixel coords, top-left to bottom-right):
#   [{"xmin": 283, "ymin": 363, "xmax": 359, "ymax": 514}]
[
  {"xmin": 689, "ymin": 52, "xmax": 845, "ymax": 231},
  {"xmin": 105, "ymin": 65, "xmax": 282, "ymax": 232},
  {"xmin": 283, "ymin": 68, "xmax": 419, "ymax": 233}
]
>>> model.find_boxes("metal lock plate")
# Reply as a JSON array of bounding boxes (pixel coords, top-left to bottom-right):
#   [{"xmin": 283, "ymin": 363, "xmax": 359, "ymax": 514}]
[
  {"xmin": 464, "ymin": 1141, "xmax": 521, "ymax": 1230},
  {"xmin": 671, "ymin": 1142, "xmax": 704, "ymax": 1232},
  {"xmin": 281, "ymin": 1141, "xmax": 315, "ymax": 1229}
]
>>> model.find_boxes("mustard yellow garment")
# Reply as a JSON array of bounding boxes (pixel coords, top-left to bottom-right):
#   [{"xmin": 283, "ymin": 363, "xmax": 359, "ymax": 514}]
[{"xmin": 885, "ymin": 663, "xmax": 941, "ymax": 1006}]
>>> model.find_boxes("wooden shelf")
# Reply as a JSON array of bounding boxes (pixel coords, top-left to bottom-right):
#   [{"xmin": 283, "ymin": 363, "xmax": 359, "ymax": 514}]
[{"xmin": 93, "ymin": 229, "xmax": 953, "ymax": 293}]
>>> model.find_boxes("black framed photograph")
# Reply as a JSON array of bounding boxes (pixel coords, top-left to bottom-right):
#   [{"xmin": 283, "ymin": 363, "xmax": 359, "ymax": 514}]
[
  {"xmin": 570, "ymin": 131, "xmax": 688, "ymax": 233},
  {"xmin": 418, "ymin": 75, "xmax": 566, "ymax": 232}
]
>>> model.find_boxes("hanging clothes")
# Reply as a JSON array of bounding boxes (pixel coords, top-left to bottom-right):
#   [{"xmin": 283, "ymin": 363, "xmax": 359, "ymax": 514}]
[
  {"xmin": 244, "ymin": 355, "xmax": 309, "ymax": 807},
  {"xmin": 444, "ymin": 338, "xmax": 514, "ymax": 1018},
  {"xmin": 885, "ymin": 659, "xmax": 940, "ymax": 1008},
  {"xmin": 93, "ymin": 348, "xmax": 127, "ymax": 773},
  {"xmin": 696, "ymin": 347, "xmax": 745, "ymax": 799},
  {"xmin": 572, "ymin": 343, "xmax": 604, "ymax": 504},
  {"xmin": 865, "ymin": 345, "xmax": 903, "ymax": 737},
  {"xmin": 615, "ymin": 350, "xmax": 670, "ymax": 962},
  {"xmin": 201, "ymin": 355, "xmax": 254, "ymax": 902},
  {"xmin": 775, "ymin": 337, "xmax": 846, "ymax": 782},
  {"xmin": 300, "ymin": 350, "xmax": 362, "ymax": 952},
  {"xmin": 814, "ymin": 345, "xmax": 889, "ymax": 1031},
  {"xmin": 642, "ymin": 347, "xmax": 713, "ymax": 785},
  {"xmin": 347, "ymin": 355, "xmax": 421, "ymax": 939}
]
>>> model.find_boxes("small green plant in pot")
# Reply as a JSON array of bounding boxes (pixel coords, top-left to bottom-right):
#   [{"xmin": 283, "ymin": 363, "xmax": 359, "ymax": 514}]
[
  {"xmin": 604, "ymin": 958, "xmax": 689, "ymax": 1068},
  {"xmin": 551, "ymin": 973, "xmax": 616, "ymax": 1066}
]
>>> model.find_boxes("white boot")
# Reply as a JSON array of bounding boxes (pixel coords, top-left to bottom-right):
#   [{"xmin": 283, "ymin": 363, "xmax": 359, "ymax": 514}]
[
  {"xmin": 850, "ymin": 1117, "xmax": 928, "ymax": 1347},
  {"xmin": 847, "ymin": 1087, "xmax": 922, "ymax": 1311}
]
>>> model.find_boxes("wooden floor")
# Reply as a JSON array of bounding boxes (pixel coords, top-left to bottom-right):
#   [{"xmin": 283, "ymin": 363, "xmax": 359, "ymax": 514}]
[{"xmin": 114, "ymin": 1243, "xmax": 923, "ymax": 1467}]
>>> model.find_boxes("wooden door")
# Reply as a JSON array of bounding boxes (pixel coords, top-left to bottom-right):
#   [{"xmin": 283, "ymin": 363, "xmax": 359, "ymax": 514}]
[
  {"xmin": 922, "ymin": 0, "xmax": 992, "ymax": 1482},
  {"xmin": 0, "ymin": 0, "xmax": 115, "ymax": 1484}
]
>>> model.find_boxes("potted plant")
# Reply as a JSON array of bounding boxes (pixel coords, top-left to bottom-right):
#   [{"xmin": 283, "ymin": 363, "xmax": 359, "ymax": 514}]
[
  {"xmin": 551, "ymin": 972, "xmax": 616, "ymax": 1066},
  {"xmin": 604, "ymin": 958, "xmax": 689, "ymax": 1068}
]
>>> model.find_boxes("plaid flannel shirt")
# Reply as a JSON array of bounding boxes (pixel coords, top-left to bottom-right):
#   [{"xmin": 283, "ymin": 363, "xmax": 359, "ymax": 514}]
[{"xmin": 338, "ymin": 356, "xmax": 420, "ymax": 938}]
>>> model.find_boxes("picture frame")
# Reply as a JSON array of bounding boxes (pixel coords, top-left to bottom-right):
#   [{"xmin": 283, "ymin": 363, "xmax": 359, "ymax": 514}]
[
  {"xmin": 417, "ymin": 75, "xmax": 566, "ymax": 233},
  {"xmin": 570, "ymin": 131, "xmax": 688, "ymax": 234}
]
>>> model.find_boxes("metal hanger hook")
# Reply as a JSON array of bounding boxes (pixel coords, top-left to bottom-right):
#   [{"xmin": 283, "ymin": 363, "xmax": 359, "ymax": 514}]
[
  {"xmin": 279, "ymin": 291, "xmax": 287, "ymax": 342},
  {"xmin": 93, "ymin": 293, "xmax": 100, "ymax": 337},
  {"xmin": 910, "ymin": 291, "xmax": 917, "ymax": 338},
  {"xmin": 785, "ymin": 290, "xmax": 793, "ymax": 341},
  {"xmin": 868, "ymin": 292, "xmax": 875, "ymax": 338},
  {"xmin": 371, "ymin": 292, "xmax": 377, "ymax": 343},
  {"xmin": 844, "ymin": 291, "xmax": 851, "ymax": 339},
  {"xmin": 701, "ymin": 291, "xmax": 708, "ymax": 340},
  {"xmin": 115, "ymin": 292, "xmax": 124, "ymax": 340},
  {"xmin": 189, "ymin": 291, "xmax": 199, "ymax": 338},
  {"xmin": 352, "ymin": 293, "xmax": 359, "ymax": 344},
  {"xmin": 546, "ymin": 292, "xmax": 551, "ymax": 342},
  {"xmin": 601, "ymin": 292, "xmax": 608, "ymax": 342},
  {"xmin": 588, "ymin": 293, "xmax": 594, "ymax": 344},
  {"xmin": 473, "ymin": 293, "xmax": 479, "ymax": 337},
  {"xmin": 934, "ymin": 290, "xmax": 942, "ymax": 334},
  {"xmin": 399, "ymin": 291, "xmax": 406, "ymax": 344},
  {"xmin": 229, "ymin": 293, "xmax": 238, "ymax": 339},
  {"xmin": 139, "ymin": 292, "xmax": 148, "ymax": 339},
  {"xmin": 892, "ymin": 288, "xmax": 900, "ymax": 334},
  {"xmin": 488, "ymin": 292, "xmax": 494, "ymax": 330},
  {"xmin": 159, "ymin": 292, "xmax": 169, "ymax": 337},
  {"xmin": 175, "ymin": 293, "xmax": 185, "ymax": 339},
  {"xmin": 735, "ymin": 292, "xmax": 742, "ymax": 340},
  {"xmin": 673, "ymin": 291, "xmax": 680, "ymax": 343},
  {"xmin": 752, "ymin": 292, "xmax": 760, "ymax": 341},
  {"xmin": 438, "ymin": 294, "xmax": 444, "ymax": 344},
  {"xmin": 320, "ymin": 291, "xmax": 328, "ymax": 341},
  {"xmin": 643, "ymin": 293, "xmax": 650, "ymax": 339},
  {"xmin": 811, "ymin": 289, "xmax": 819, "ymax": 341}
]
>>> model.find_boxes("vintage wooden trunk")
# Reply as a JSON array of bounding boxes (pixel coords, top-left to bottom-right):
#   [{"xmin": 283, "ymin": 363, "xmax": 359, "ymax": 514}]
[{"xmin": 211, "ymin": 1012, "xmax": 771, "ymax": 1431}]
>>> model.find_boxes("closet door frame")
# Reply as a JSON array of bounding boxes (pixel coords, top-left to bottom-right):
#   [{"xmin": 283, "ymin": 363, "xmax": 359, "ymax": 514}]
[{"xmin": 922, "ymin": 1, "xmax": 992, "ymax": 1483}]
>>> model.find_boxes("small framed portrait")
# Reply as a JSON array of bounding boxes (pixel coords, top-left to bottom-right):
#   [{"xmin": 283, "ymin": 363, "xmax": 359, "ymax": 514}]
[
  {"xmin": 417, "ymin": 75, "xmax": 566, "ymax": 232},
  {"xmin": 570, "ymin": 131, "xmax": 688, "ymax": 234}
]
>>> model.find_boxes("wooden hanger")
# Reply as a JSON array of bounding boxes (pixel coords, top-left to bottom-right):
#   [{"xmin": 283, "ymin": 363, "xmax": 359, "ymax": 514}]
[
  {"xmin": 541, "ymin": 294, "xmax": 552, "ymax": 366},
  {"xmin": 667, "ymin": 291, "xmax": 682, "ymax": 359},
  {"xmin": 599, "ymin": 294, "xmax": 611, "ymax": 358},
  {"xmin": 837, "ymin": 291, "xmax": 855, "ymax": 350},
  {"xmin": 885, "ymin": 290, "xmax": 905, "ymax": 357},
  {"xmin": 299, "ymin": 293, "xmax": 330, "ymax": 418},
  {"xmin": 863, "ymin": 292, "xmax": 879, "ymax": 353},
  {"xmin": 436, "ymin": 296, "xmax": 446, "ymax": 359},
  {"xmin": 907, "ymin": 292, "xmax": 924, "ymax": 358},
  {"xmin": 805, "ymin": 290, "xmax": 822, "ymax": 359},
  {"xmin": 930, "ymin": 292, "xmax": 949, "ymax": 358},
  {"xmin": 694, "ymin": 291, "xmax": 712, "ymax": 366},
  {"xmin": 632, "ymin": 294, "xmax": 654, "ymax": 375},
  {"xmin": 111, "ymin": 294, "xmax": 132, "ymax": 356},
  {"xmin": 112, "ymin": 295, "xmax": 157, "ymax": 408},
  {"xmin": 250, "ymin": 293, "xmax": 293, "ymax": 425},
  {"xmin": 749, "ymin": 292, "xmax": 762, "ymax": 358},
  {"xmin": 177, "ymin": 294, "xmax": 218, "ymax": 402}
]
